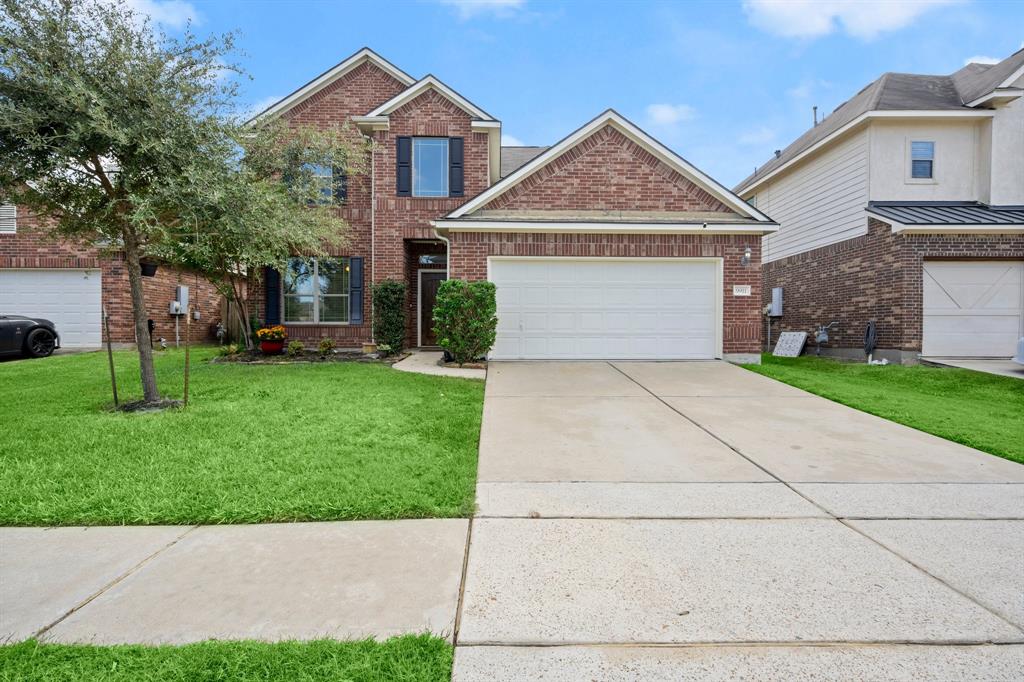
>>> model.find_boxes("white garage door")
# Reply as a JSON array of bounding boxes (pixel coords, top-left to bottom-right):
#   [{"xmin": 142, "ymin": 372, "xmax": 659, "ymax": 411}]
[
  {"xmin": 0, "ymin": 269, "xmax": 102, "ymax": 348},
  {"xmin": 923, "ymin": 261, "xmax": 1023, "ymax": 357},
  {"xmin": 489, "ymin": 258, "xmax": 720, "ymax": 360}
]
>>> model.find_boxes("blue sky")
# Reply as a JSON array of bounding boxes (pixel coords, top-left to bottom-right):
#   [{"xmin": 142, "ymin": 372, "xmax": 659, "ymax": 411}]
[{"xmin": 140, "ymin": 0, "xmax": 1022, "ymax": 188}]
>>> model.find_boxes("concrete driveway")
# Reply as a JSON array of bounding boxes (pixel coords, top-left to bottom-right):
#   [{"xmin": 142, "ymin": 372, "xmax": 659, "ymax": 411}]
[{"xmin": 455, "ymin": 361, "xmax": 1024, "ymax": 680}]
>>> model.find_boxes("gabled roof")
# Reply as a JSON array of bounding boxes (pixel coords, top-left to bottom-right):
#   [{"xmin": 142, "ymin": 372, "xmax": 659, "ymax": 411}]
[
  {"xmin": 361, "ymin": 75, "xmax": 496, "ymax": 121},
  {"xmin": 735, "ymin": 47, "xmax": 1024, "ymax": 195},
  {"xmin": 500, "ymin": 146, "xmax": 549, "ymax": 178},
  {"xmin": 445, "ymin": 109, "xmax": 772, "ymax": 224},
  {"xmin": 247, "ymin": 47, "xmax": 415, "ymax": 122}
]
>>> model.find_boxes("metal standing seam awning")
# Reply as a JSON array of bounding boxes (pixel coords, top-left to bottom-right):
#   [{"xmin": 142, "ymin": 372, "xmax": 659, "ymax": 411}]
[{"xmin": 866, "ymin": 201, "xmax": 1024, "ymax": 232}]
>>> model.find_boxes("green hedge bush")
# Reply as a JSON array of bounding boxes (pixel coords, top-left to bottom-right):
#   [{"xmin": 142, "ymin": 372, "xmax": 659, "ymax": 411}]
[
  {"xmin": 433, "ymin": 279, "xmax": 497, "ymax": 366},
  {"xmin": 372, "ymin": 279, "xmax": 406, "ymax": 354}
]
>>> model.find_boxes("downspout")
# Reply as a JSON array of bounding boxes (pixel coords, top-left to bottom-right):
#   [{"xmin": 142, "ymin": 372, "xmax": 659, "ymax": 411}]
[
  {"xmin": 432, "ymin": 224, "xmax": 450, "ymax": 280},
  {"xmin": 369, "ymin": 142, "xmax": 376, "ymax": 342}
]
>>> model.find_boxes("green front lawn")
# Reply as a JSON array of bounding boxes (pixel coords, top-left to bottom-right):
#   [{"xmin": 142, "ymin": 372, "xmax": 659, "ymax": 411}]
[
  {"xmin": 0, "ymin": 636, "xmax": 451, "ymax": 682},
  {"xmin": 744, "ymin": 354, "xmax": 1024, "ymax": 464},
  {"xmin": 0, "ymin": 348, "xmax": 483, "ymax": 525}
]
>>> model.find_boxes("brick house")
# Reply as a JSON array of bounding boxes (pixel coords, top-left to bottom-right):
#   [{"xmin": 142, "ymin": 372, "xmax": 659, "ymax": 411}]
[
  {"xmin": 253, "ymin": 48, "xmax": 776, "ymax": 362},
  {"xmin": 0, "ymin": 206, "xmax": 224, "ymax": 348},
  {"xmin": 735, "ymin": 49, "xmax": 1024, "ymax": 362}
]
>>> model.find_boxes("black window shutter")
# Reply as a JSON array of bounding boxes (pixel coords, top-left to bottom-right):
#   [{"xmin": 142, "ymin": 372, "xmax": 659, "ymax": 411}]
[
  {"xmin": 396, "ymin": 137, "xmax": 412, "ymax": 196},
  {"xmin": 449, "ymin": 137, "xmax": 464, "ymax": 197},
  {"xmin": 264, "ymin": 267, "xmax": 281, "ymax": 325},
  {"xmin": 349, "ymin": 257, "xmax": 363, "ymax": 325},
  {"xmin": 333, "ymin": 167, "xmax": 348, "ymax": 203}
]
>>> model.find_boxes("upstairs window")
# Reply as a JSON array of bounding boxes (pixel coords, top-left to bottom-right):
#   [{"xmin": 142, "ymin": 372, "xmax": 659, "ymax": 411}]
[
  {"xmin": 413, "ymin": 138, "xmax": 449, "ymax": 197},
  {"xmin": 0, "ymin": 204, "xmax": 15, "ymax": 233},
  {"xmin": 910, "ymin": 141, "xmax": 934, "ymax": 179},
  {"xmin": 300, "ymin": 163, "xmax": 347, "ymax": 204},
  {"xmin": 396, "ymin": 137, "xmax": 464, "ymax": 198},
  {"xmin": 282, "ymin": 257, "xmax": 351, "ymax": 324}
]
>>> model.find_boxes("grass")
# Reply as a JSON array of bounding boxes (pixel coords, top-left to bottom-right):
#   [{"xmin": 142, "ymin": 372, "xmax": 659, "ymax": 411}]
[
  {"xmin": 0, "ymin": 636, "xmax": 451, "ymax": 682},
  {"xmin": 744, "ymin": 354, "xmax": 1024, "ymax": 464},
  {"xmin": 0, "ymin": 347, "xmax": 484, "ymax": 525}
]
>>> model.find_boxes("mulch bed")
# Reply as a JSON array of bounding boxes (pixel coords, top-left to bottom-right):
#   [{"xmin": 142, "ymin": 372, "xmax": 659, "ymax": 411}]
[
  {"xmin": 116, "ymin": 398, "xmax": 184, "ymax": 413},
  {"xmin": 211, "ymin": 350, "xmax": 410, "ymax": 365}
]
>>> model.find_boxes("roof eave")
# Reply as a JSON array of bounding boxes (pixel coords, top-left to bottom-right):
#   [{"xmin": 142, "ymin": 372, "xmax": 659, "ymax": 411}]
[{"xmin": 432, "ymin": 218, "xmax": 779, "ymax": 236}]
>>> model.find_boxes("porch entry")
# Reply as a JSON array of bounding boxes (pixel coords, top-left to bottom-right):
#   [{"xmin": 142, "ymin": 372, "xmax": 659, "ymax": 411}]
[{"xmin": 418, "ymin": 270, "xmax": 447, "ymax": 347}]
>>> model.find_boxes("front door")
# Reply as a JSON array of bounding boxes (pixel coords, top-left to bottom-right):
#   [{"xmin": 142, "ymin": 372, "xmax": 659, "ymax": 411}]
[{"xmin": 419, "ymin": 271, "xmax": 447, "ymax": 347}]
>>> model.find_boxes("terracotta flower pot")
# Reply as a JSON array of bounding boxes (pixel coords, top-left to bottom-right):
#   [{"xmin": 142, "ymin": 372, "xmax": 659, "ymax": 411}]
[{"xmin": 260, "ymin": 340, "xmax": 284, "ymax": 355}]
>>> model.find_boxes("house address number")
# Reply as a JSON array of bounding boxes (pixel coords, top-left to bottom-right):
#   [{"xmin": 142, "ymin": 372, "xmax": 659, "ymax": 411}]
[{"xmin": 732, "ymin": 285, "xmax": 752, "ymax": 296}]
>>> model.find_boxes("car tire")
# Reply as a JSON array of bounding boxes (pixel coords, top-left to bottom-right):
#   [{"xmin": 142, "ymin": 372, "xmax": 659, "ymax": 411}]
[{"xmin": 24, "ymin": 327, "xmax": 57, "ymax": 358}]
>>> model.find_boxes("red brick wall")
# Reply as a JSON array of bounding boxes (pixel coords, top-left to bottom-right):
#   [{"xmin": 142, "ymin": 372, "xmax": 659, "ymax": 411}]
[
  {"xmin": 483, "ymin": 125, "xmax": 734, "ymax": 215},
  {"xmin": 101, "ymin": 256, "xmax": 224, "ymax": 343},
  {"xmin": 449, "ymin": 232, "xmax": 763, "ymax": 354},
  {"xmin": 0, "ymin": 206, "xmax": 99, "ymax": 269},
  {"xmin": 369, "ymin": 88, "xmax": 490, "ymax": 278},
  {"xmin": 763, "ymin": 217, "xmax": 1024, "ymax": 356}
]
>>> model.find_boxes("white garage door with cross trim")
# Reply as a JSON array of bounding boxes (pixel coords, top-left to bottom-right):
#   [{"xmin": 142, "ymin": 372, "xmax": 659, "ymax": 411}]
[
  {"xmin": 488, "ymin": 257, "xmax": 721, "ymax": 360},
  {"xmin": 0, "ymin": 269, "xmax": 103, "ymax": 348},
  {"xmin": 922, "ymin": 261, "xmax": 1024, "ymax": 358}
]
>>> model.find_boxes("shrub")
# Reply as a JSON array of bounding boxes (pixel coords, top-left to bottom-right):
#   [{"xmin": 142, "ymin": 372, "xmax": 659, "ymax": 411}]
[
  {"xmin": 286, "ymin": 340, "xmax": 305, "ymax": 357},
  {"xmin": 318, "ymin": 337, "xmax": 336, "ymax": 356},
  {"xmin": 433, "ymin": 279, "xmax": 497, "ymax": 366},
  {"xmin": 217, "ymin": 343, "xmax": 239, "ymax": 357},
  {"xmin": 372, "ymin": 279, "xmax": 406, "ymax": 355}
]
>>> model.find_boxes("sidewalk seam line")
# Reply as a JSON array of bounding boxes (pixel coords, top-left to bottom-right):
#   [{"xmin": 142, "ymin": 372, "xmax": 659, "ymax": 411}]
[
  {"xmin": 31, "ymin": 525, "xmax": 199, "ymax": 641},
  {"xmin": 606, "ymin": 361, "xmax": 1024, "ymax": 638}
]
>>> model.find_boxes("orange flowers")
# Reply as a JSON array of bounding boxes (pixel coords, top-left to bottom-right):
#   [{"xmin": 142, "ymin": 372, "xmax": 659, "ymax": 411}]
[{"xmin": 256, "ymin": 325, "xmax": 287, "ymax": 341}]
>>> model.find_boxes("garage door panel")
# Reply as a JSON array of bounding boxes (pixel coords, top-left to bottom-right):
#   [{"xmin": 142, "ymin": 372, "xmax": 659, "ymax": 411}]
[
  {"xmin": 489, "ymin": 259, "xmax": 720, "ymax": 360},
  {"xmin": 922, "ymin": 261, "xmax": 1024, "ymax": 358},
  {"xmin": 0, "ymin": 269, "xmax": 102, "ymax": 348}
]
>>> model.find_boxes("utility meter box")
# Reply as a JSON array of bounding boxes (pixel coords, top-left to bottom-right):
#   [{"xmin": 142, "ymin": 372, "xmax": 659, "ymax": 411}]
[
  {"xmin": 769, "ymin": 287, "xmax": 783, "ymax": 317},
  {"xmin": 168, "ymin": 301, "xmax": 182, "ymax": 315},
  {"xmin": 175, "ymin": 285, "xmax": 190, "ymax": 311}
]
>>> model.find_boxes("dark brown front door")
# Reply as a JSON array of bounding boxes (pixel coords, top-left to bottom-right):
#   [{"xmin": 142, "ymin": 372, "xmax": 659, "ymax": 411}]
[{"xmin": 419, "ymin": 271, "xmax": 446, "ymax": 346}]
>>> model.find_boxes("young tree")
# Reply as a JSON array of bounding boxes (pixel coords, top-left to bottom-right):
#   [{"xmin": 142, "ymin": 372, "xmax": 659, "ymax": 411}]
[{"xmin": 0, "ymin": 0, "xmax": 359, "ymax": 400}]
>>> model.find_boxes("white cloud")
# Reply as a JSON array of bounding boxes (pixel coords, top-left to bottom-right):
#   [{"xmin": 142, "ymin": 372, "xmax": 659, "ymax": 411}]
[
  {"xmin": 743, "ymin": 0, "xmax": 957, "ymax": 40},
  {"xmin": 438, "ymin": 0, "xmax": 525, "ymax": 20},
  {"xmin": 501, "ymin": 133, "xmax": 525, "ymax": 146},
  {"xmin": 645, "ymin": 103, "xmax": 697, "ymax": 126},
  {"xmin": 964, "ymin": 55, "xmax": 1000, "ymax": 65},
  {"xmin": 737, "ymin": 126, "xmax": 777, "ymax": 146},
  {"xmin": 122, "ymin": 0, "xmax": 199, "ymax": 28}
]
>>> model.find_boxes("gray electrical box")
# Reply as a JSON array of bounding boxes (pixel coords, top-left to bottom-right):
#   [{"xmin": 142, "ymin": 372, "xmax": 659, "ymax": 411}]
[
  {"xmin": 175, "ymin": 285, "xmax": 190, "ymax": 311},
  {"xmin": 770, "ymin": 287, "xmax": 783, "ymax": 317}
]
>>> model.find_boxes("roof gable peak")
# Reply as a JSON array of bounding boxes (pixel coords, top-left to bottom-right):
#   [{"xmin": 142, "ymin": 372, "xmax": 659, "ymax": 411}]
[{"xmin": 364, "ymin": 74, "xmax": 496, "ymax": 121}]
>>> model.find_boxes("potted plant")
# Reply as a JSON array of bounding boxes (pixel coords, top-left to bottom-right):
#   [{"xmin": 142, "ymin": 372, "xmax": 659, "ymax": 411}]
[{"xmin": 256, "ymin": 325, "xmax": 287, "ymax": 354}]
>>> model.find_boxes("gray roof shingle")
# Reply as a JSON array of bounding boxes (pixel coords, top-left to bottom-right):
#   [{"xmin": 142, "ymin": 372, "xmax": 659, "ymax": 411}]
[
  {"xmin": 735, "ymin": 48, "xmax": 1024, "ymax": 193},
  {"xmin": 500, "ymin": 146, "xmax": 549, "ymax": 178}
]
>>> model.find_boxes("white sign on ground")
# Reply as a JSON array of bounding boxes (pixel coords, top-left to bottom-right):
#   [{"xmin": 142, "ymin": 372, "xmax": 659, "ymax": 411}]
[{"xmin": 773, "ymin": 331, "xmax": 807, "ymax": 357}]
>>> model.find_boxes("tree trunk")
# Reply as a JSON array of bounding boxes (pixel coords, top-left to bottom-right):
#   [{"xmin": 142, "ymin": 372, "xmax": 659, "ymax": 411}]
[
  {"xmin": 230, "ymin": 272, "xmax": 253, "ymax": 349},
  {"xmin": 122, "ymin": 228, "xmax": 160, "ymax": 402}
]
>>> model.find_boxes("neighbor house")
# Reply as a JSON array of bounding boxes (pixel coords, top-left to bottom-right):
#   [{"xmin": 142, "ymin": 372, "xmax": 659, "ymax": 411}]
[
  {"xmin": 0, "ymin": 207, "xmax": 224, "ymax": 348},
  {"xmin": 735, "ymin": 49, "xmax": 1024, "ymax": 362},
  {"xmin": 251, "ymin": 48, "xmax": 777, "ymax": 361}
]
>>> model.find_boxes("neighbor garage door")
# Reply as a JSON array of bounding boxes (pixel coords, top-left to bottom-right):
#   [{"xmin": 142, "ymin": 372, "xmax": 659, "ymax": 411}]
[
  {"xmin": 0, "ymin": 269, "xmax": 102, "ymax": 348},
  {"xmin": 489, "ymin": 258, "xmax": 720, "ymax": 360},
  {"xmin": 922, "ymin": 261, "xmax": 1024, "ymax": 357}
]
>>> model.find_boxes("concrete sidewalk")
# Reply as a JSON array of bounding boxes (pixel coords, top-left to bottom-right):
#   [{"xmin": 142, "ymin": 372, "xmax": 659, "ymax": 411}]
[
  {"xmin": 453, "ymin": 361, "xmax": 1024, "ymax": 680},
  {"xmin": 1, "ymin": 520, "xmax": 467, "ymax": 644}
]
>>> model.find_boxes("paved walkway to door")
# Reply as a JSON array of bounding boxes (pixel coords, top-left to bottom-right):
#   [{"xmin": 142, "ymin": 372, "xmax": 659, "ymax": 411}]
[{"xmin": 453, "ymin": 361, "xmax": 1024, "ymax": 680}]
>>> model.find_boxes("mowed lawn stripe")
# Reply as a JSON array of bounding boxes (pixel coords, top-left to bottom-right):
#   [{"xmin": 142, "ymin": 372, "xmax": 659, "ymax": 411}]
[{"xmin": 0, "ymin": 349, "xmax": 483, "ymax": 525}]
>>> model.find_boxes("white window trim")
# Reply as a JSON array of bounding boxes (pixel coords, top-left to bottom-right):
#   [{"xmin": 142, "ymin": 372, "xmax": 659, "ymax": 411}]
[
  {"xmin": 412, "ymin": 137, "xmax": 450, "ymax": 198},
  {"xmin": 281, "ymin": 257, "xmax": 351, "ymax": 326},
  {"xmin": 906, "ymin": 139, "xmax": 937, "ymax": 184},
  {"xmin": 0, "ymin": 204, "xmax": 16, "ymax": 234}
]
